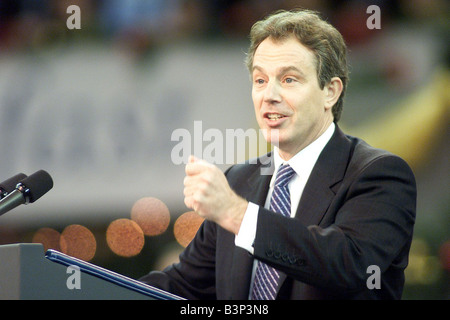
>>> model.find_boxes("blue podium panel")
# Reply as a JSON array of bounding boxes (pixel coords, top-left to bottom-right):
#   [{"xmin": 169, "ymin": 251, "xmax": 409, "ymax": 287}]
[{"xmin": 0, "ymin": 243, "xmax": 183, "ymax": 300}]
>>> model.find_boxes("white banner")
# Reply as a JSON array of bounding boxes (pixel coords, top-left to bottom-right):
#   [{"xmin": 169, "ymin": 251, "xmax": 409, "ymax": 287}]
[{"xmin": 0, "ymin": 41, "xmax": 254, "ymax": 225}]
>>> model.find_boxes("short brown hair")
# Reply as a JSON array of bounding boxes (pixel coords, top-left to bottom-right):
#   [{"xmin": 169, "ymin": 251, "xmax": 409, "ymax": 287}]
[{"xmin": 245, "ymin": 9, "xmax": 349, "ymax": 122}]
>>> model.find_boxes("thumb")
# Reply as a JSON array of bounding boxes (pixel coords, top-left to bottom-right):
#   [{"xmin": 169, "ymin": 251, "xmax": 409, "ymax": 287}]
[{"xmin": 188, "ymin": 155, "xmax": 200, "ymax": 163}]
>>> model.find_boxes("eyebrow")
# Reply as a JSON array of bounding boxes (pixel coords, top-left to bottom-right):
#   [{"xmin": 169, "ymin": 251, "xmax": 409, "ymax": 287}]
[
  {"xmin": 252, "ymin": 65, "xmax": 307, "ymax": 79},
  {"xmin": 279, "ymin": 66, "xmax": 306, "ymax": 77}
]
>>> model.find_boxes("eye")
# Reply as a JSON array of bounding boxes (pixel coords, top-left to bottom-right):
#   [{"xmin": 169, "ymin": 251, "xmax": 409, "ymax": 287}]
[
  {"xmin": 254, "ymin": 78, "xmax": 265, "ymax": 85},
  {"xmin": 284, "ymin": 77, "xmax": 295, "ymax": 84}
]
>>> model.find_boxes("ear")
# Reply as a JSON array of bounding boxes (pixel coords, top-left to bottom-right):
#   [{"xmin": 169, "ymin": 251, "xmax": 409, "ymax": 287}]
[{"xmin": 324, "ymin": 77, "xmax": 343, "ymax": 111}]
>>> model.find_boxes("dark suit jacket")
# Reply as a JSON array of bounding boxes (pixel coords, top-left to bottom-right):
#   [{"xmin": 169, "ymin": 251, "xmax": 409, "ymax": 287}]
[{"xmin": 140, "ymin": 126, "xmax": 416, "ymax": 299}]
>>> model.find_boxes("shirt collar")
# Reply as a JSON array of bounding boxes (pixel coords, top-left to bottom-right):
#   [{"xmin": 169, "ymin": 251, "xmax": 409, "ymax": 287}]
[{"xmin": 271, "ymin": 122, "xmax": 335, "ymax": 185}]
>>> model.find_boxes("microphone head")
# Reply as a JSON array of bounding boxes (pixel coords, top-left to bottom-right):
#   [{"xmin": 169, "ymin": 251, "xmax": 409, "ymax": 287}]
[
  {"xmin": 19, "ymin": 170, "xmax": 54, "ymax": 203},
  {"xmin": 0, "ymin": 173, "xmax": 27, "ymax": 193}
]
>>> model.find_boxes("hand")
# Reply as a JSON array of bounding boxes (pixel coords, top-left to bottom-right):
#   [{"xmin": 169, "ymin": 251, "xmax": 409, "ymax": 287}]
[{"xmin": 183, "ymin": 155, "xmax": 248, "ymax": 234}]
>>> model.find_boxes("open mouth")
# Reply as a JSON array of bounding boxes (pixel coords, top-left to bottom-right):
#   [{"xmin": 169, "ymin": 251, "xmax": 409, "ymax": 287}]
[{"xmin": 266, "ymin": 113, "xmax": 286, "ymax": 120}]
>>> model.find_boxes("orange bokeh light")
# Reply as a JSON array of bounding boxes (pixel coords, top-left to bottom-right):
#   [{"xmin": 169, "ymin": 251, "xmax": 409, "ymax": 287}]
[
  {"xmin": 60, "ymin": 224, "xmax": 97, "ymax": 261},
  {"xmin": 131, "ymin": 197, "xmax": 170, "ymax": 236},
  {"xmin": 173, "ymin": 211, "xmax": 204, "ymax": 248},
  {"xmin": 32, "ymin": 227, "xmax": 61, "ymax": 251},
  {"xmin": 106, "ymin": 218, "xmax": 144, "ymax": 257}
]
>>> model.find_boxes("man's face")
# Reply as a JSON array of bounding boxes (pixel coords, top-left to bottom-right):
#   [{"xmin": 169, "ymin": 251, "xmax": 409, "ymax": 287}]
[{"xmin": 251, "ymin": 36, "xmax": 335, "ymax": 160}]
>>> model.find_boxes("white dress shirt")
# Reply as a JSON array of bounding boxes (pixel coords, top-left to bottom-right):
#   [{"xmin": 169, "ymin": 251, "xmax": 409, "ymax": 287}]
[
  {"xmin": 234, "ymin": 123, "xmax": 335, "ymax": 298},
  {"xmin": 235, "ymin": 122, "xmax": 335, "ymax": 254}
]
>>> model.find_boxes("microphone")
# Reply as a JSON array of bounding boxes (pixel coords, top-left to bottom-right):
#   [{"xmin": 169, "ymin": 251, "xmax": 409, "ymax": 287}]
[
  {"xmin": 0, "ymin": 170, "xmax": 53, "ymax": 217},
  {"xmin": 0, "ymin": 173, "xmax": 28, "ymax": 199}
]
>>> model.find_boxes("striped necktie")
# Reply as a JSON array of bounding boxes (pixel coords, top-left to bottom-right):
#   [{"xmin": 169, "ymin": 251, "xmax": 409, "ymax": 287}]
[{"xmin": 251, "ymin": 163, "xmax": 296, "ymax": 300}]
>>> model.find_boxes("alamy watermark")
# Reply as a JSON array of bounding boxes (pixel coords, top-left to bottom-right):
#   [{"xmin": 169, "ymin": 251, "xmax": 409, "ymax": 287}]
[
  {"xmin": 65, "ymin": 4, "xmax": 381, "ymax": 31},
  {"xmin": 66, "ymin": 5, "xmax": 81, "ymax": 30},
  {"xmin": 171, "ymin": 121, "xmax": 277, "ymax": 174},
  {"xmin": 63, "ymin": 262, "xmax": 380, "ymax": 292},
  {"xmin": 66, "ymin": 265, "xmax": 81, "ymax": 290},
  {"xmin": 366, "ymin": 264, "xmax": 381, "ymax": 289},
  {"xmin": 366, "ymin": 5, "xmax": 381, "ymax": 29}
]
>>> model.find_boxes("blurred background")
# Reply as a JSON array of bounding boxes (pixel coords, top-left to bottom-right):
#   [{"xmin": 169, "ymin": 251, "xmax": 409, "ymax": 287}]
[{"xmin": 0, "ymin": 0, "xmax": 448, "ymax": 299}]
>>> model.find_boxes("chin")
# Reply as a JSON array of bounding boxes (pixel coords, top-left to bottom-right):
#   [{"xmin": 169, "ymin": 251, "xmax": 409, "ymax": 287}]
[{"xmin": 262, "ymin": 129, "xmax": 284, "ymax": 148}]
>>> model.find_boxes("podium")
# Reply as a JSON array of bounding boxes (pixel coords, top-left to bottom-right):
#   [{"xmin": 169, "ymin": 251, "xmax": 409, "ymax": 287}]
[{"xmin": 0, "ymin": 243, "xmax": 183, "ymax": 300}]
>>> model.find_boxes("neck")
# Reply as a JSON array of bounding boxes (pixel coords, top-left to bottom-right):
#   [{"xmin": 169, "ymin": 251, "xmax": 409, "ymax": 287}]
[{"xmin": 277, "ymin": 119, "xmax": 334, "ymax": 161}]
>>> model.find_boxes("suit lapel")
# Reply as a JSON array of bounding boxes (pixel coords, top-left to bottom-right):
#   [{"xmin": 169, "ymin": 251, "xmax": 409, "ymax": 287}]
[
  {"xmin": 245, "ymin": 160, "xmax": 274, "ymax": 205},
  {"xmin": 230, "ymin": 156, "xmax": 274, "ymax": 299},
  {"xmin": 294, "ymin": 126, "xmax": 351, "ymax": 225},
  {"xmin": 277, "ymin": 126, "xmax": 352, "ymax": 293},
  {"xmin": 229, "ymin": 129, "xmax": 352, "ymax": 299}
]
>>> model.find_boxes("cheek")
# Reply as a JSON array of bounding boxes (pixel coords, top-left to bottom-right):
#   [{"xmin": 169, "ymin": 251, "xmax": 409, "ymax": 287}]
[
  {"xmin": 286, "ymin": 89, "xmax": 318, "ymax": 114},
  {"xmin": 252, "ymin": 92, "xmax": 262, "ymax": 112}
]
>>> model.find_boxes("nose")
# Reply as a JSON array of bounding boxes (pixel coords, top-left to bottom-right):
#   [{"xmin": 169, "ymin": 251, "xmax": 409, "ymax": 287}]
[{"xmin": 263, "ymin": 80, "xmax": 282, "ymax": 104}]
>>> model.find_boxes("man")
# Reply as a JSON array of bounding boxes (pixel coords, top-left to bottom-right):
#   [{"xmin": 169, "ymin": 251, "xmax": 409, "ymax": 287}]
[{"xmin": 140, "ymin": 9, "xmax": 416, "ymax": 300}]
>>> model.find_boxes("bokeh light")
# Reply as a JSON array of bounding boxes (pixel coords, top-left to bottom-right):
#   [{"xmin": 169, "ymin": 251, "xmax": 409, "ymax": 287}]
[
  {"xmin": 106, "ymin": 218, "xmax": 144, "ymax": 257},
  {"xmin": 173, "ymin": 211, "xmax": 204, "ymax": 248},
  {"xmin": 405, "ymin": 238, "xmax": 443, "ymax": 285},
  {"xmin": 0, "ymin": 226, "xmax": 20, "ymax": 245},
  {"xmin": 130, "ymin": 197, "xmax": 170, "ymax": 236},
  {"xmin": 60, "ymin": 224, "xmax": 97, "ymax": 261},
  {"xmin": 32, "ymin": 227, "xmax": 61, "ymax": 251},
  {"xmin": 438, "ymin": 240, "xmax": 450, "ymax": 271}
]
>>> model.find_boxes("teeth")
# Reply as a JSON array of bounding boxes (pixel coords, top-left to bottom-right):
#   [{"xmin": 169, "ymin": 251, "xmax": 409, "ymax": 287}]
[{"xmin": 267, "ymin": 113, "xmax": 284, "ymax": 120}]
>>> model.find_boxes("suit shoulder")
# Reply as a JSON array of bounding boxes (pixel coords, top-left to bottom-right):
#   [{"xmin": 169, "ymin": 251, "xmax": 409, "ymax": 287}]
[
  {"xmin": 347, "ymin": 135, "xmax": 415, "ymax": 178},
  {"xmin": 225, "ymin": 153, "xmax": 273, "ymax": 180}
]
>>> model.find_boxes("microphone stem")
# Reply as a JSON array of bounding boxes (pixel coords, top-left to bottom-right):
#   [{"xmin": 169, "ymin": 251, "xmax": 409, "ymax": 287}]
[{"xmin": 0, "ymin": 190, "xmax": 26, "ymax": 216}]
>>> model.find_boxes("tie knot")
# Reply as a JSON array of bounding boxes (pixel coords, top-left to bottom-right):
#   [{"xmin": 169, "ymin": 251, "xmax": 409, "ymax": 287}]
[{"xmin": 274, "ymin": 164, "xmax": 295, "ymax": 187}]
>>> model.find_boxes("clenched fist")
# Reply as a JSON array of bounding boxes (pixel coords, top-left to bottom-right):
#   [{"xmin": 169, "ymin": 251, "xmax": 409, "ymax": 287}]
[{"xmin": 183, "ymin": 155, "xmax": 248, "ymax": 235}]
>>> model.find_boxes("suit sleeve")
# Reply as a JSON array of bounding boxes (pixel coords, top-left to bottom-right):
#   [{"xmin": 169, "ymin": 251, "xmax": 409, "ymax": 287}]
[
  {"xmin": 138, "ymin": 166, "xmax": 239, "ymax": 299},
  {"xmin": 139, "ymin": 219, "xmax": 218, "ymax": 299},
  {"xmin": 253, "ymin": 154, "xmax": 416, "ymax": 293}
]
